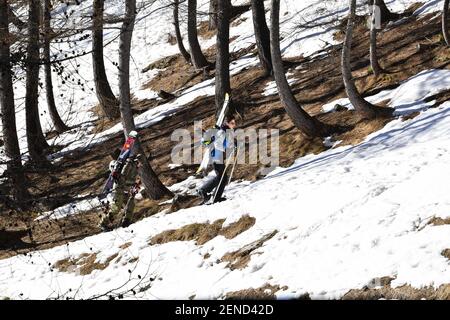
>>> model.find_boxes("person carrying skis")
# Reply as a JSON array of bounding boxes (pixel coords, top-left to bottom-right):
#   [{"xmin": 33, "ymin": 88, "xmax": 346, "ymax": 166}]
[
  {"xmin": 197, "ymin": 115, "xmax": 237, "ymax": 204},
  {"xmin": 99, "ymin": 131, "xmax": 141, "ymax": 230}
]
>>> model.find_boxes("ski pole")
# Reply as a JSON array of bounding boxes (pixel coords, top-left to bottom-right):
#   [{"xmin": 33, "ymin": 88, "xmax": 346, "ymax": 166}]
[
  {"xmin": 212, "ymin": 146, "xmax": 237, "ymax": 203},
  {"xmin": 227, "ymin": 146, "xmax": 240, "ymax": 186}
]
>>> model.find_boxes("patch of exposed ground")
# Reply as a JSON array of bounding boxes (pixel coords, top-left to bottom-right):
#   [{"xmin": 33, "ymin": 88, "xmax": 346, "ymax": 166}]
[
  {"xmin": 119, "ymin": 242, "xmax": 132, "ymax": 250},
  {"xmin": 333, "ymin": 114, "xmax": 393, "ymax": 147},
  {"xmin": 88, "ymin": 103, "xmax": 121, "ymax": 133},
  {"xmin": 0, "ymin": 194, "xmax": 174, "ymax": 261},
  {"xmin": 428, "ymin": 216, "xmax": 450, "ymax": 226},
  {"xmin": 149, "ymin": 215, "xmax": 255, "ymax": 246},
  {"xmin": 143, "ymin": 54, "xmax": 207, "ymax": 94},
  {"xmin": 127, "ymin": 257, "xmax": 139, "ymax": 264},
  {"xmin": 113, "ymin": 254, "xmax": 139, "ymax": 266},
  {"xmin": 343, "ymin": 276, "xmax": 450, "ymax": 300},
  {"xmin": 150, "ymin": 219, "xmax": 225, "ymax": 246},
  {"xmin": 198, "ymin": 21, "xmax": 217, "ymax": 40},
  {"xmin": 167, "ymin": 195, "xmax": 205, "ymax": 213},
  {"xmin": 53, "ymin": 252, "xmax": 118, "ymax": 275},
  {"xmin": 220, "ymin": 215, "xmax": 256, "ymax": 239},
  {"xmin": 441, "ymin": 249, "xmax": 450, "ymax": 260},
  {"xmin": 133, "ymin": 198, "xmax": 170, "ymax": 219},
  {"xmin": 0, "ymin": 228, "xmax": 33, "ymax": 250},
  {"xmin": 143, "ymin": 54, "xmax": 178, "ymax": 72},
  {"xmin": 221, "ymin": 230, "xmax": 277, "ymax": 270},
  {"xmin": 225, "ymin": 284, "xmax": 290, "ymax": 300},
  {"xmin": 401, "ymin": 111, "xmax": 421, "ymax": 121},
  {"xmin": 142, "ymin": 37, "xmax": 255, "ymax": 97},
  {"xmin": 0, "ymin": 209, "xmax": 101, "ymax": 260}
]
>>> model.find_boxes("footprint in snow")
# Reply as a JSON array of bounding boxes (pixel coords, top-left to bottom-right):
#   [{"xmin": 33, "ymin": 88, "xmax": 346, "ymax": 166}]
[
  {"xmin": 251, "ymin": 262, "xmax": 265, "ymax": 273},
  {"xmin": 371, "ymin": 238, "xmax": 380, "ymax": 247},
  {"xmin": 371, "ymin": 186, "xmax": 388, "ymax": 197}
]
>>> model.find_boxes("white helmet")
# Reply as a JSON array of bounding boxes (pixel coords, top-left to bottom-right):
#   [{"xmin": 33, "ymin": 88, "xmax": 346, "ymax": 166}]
[
  {"xmin": 109, "ymin": 160, "xmax": 117, "ymax": 172},
  {"xmin": 129, "ymin": 130, "xmax": 138, "ymax": 138}
]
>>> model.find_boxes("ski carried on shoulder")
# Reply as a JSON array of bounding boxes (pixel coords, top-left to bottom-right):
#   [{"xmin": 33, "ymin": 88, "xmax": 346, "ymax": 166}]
[
  {"xmin": 215, "ymin": 93, "xmax": 231, "ymax": 129},
  {"xmin": 197, "ymin": 93, "xmax": 231, "ymax": 174},
  {"xmin": 99, "ymin": 135, "xmax": 137, "ymax": 199}
]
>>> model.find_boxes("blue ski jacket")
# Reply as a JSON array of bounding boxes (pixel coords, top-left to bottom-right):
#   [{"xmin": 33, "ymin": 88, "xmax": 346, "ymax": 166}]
[{"xmin": 202, "ymin": 125, "xmax": 234, "ymax": 164}]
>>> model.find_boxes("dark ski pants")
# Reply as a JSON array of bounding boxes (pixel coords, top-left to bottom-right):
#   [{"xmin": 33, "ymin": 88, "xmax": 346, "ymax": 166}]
[{"xmin": 201, "ymin": 163, "xmax": 228, "ymax": 200}]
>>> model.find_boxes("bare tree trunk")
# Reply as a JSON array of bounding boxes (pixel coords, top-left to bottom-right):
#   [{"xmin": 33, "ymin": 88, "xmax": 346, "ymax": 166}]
[
  {"xmin": 215, "ymin": 0, "xmax": 231, "ymax": 114},
  {"xmin": 0, "ymin": 0, "xmax": 30, "ymax": 207},
  {"xmin": 43, "ymin": 0, "xmax": 69, "ymax": 133},
  {"xmin": 251, "ymin": 0, "xmax": 272, "ymax": 76},
  {"xmin": 368, "ymin": 0, "xmax": 399, "ymax": 23},
  {"xmin": 174, "ymin": 0, "xmax": 191, "ymax": 63},
  {"xmin": 92, "ymin": 0, "xmax": 120, "ymax": 120},
  {"xmin": 26, "ymin": 0, "xmax": 50, "ymax": 165},
  {"xmin": 342, "ymin": 0, "xmax": 392, "ymax": 119},
  {"xmin": 443, "ymin": 0, "xmax": 450, "ymax": 46},
  {"xmin": 370, "ymin": 0, "xmax": 384, "ymax": 76},
  {"xmin": 208, "ymin": 0, "xmax": 218, "ymax": 30},
  {"xmin": 119, "ymin": 0, "xmax": 172, "ymax": 200},
  {"xmin": 270, "ymin": 0, "xmax": 329, "ymax": 138},
  {"xmin": 187, "ymin": 0, "xmax": 210, "ymax": 69}
]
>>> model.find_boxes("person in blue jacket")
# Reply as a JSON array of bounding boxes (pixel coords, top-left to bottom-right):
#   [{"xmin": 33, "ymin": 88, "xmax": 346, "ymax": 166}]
[{"xmin": 198, "ymin": 115, "xmax": 237, "ymax": 203}]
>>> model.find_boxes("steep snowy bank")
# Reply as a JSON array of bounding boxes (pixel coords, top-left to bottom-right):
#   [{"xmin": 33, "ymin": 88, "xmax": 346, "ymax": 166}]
[{"xmin": 1, "ymin": 69, "xmax": 449, "ymax": 299}]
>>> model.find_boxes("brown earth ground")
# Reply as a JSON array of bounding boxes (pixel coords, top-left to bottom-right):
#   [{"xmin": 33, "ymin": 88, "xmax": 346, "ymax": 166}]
[
  {"xmin": 149, "ymin": 215, "xmax": 255, "ymax": 246},
  {"xmin": 1, "ymin": 5, "xmax": 450, "ymax": 299},
  {"xmin": 342, "ymin": 276, "xmax": 450, "ymax": 300},
  {"xmin": 225, "ymin": 284, "xmax": 291, "ymax": 300}
]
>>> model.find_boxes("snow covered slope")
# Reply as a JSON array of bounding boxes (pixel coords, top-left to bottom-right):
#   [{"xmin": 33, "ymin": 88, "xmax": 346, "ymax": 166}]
[
  {"xmin": 0, "ymin": 0, "xmax": 443, "ymax": 172},
  {"xmin": 1, "ymin": 69, "xmax": 449, "ymax": 299}
]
